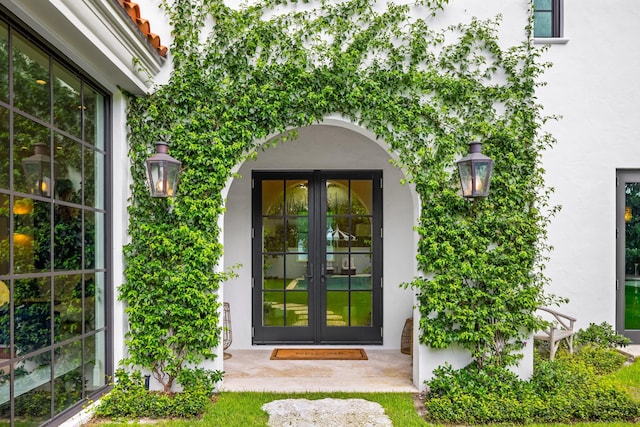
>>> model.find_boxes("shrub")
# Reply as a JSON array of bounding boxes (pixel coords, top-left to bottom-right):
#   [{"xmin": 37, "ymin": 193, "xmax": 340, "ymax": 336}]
[
  {"xmin": 572, "ymin": 344, "xmax": 628, "ymax": 375},
  {"xmin": 93, "ymin": 368, "xmax": 223, "ymax": 420},
  {"xmin": 424, "ymin": 357, "xmax": 640, "ymax": 424},
  {"xmin": 425, "ymin": 364, "xmax": 539, "ymax": 424},
  {"xmin": 575, "ymin": 322, "xmax": 631, "ymax": 349}
]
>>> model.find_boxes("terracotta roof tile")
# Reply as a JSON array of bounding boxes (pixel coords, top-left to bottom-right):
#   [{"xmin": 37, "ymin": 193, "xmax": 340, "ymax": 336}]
[{"xmin": 119, "ymin": 0, "xmax": 167, "ymax": 57}]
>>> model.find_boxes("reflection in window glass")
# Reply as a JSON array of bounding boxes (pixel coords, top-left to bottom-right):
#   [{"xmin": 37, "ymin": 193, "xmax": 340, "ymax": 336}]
[
  {"xmin": 54, "ymin": 198, "xmax": 82, "ymax": 271},
  {"xmin": 0, "ymin": 278, "xmax": 8, "ymax": 348},
  {"xmin": 263, "ymin": 217, "xmax": 284, "ymax": 252},
  {"xmin": 285, "ymin": 291, "xmax": 308, "ymax": 326},
  {"xmin": 55, "ymin": 275, "xmax": 82, "ymax": 341},
  {"xmin": 285, "ymin": 217, "xmax": 308, "ymax": 254},
  {"xmin": 327, "ymin": 180, "xmax": 349, "ymax": 214},
  {"xmin": 0, "ymin": 363, "xmax": 8, "ymax": 417},
  {"xmin": 263, "ymin": 255, "xmax": 284, "ymax": 289},
  {"xmin": 0, "ymin": 193, "xmax": 8, "ymax": 274},
  {"xmin": 14, "ymin": 278, "xmax": 53, "ymax": 355},
  {"xmin": 14, "ymin": 200, "xmax": 51, "ymax": 273},
  {"xmin": 13, "ymin": 115, "xmax": 52, "ymax": 197},
  {"xmin": 0, "ymin": 107, "xmax": 8, "ymax": 189},
  {"xmin": 84, "ymin": 332, "xmax": 107, "ymax": 393},
  {"xmin": 351, "ymin": 291, "xmax": 372, "ymax": 326},
  {"xmin": 327, "ymin": 290, "xmax": 348, "ymax": 327},
  {"xmin": 84, "ymin": 146, "xmax": 95, "ymax": 207},
  {"xmin": 0, "ymin": 22, "xmax": 8, "ymax": 103},
  {"xmin": 53, "ymin": 62, "xmax": 81, "ymax": 138},
  {"xmin": 264, "ymin": 291, "xmax": 285, "ymax": 326},
  {"xmin": 87, "ymin": 211, "xmax": 104, "ymax": 270},
  {"xmin": 285, "ymin": 180, "xmax": 308, "ymax": 215},
  {"xmin": 54, "ymin": 133, "xmax": 82, "ymax": 203},
  {"xmin": 13, "ymin": 33, "xmax": 50, "ymax": 121},
  {"xmin": 10, "ymin": 352, "xmax": 52, "ymax": 423},
  {"xmin": 84, "ymin": 86, "xmax": 104, "ymax": 149},
  {"xmin": 284, "ymin": 254, "xmax": 306, "ymax": 284},
  {"xmin": 54, "ymin": 341, "xmax": 83, "ymax": 415},
  {"xmin": 262, "ymin": 180, "xmax": 283, "ymax": 214},
  {"xmin": 92, "ymin": 272, "xmax": 105, "ymax": 330},
  {"xmin": 534, "ymin": 12, "xmax": 552, "ymax": 38}
]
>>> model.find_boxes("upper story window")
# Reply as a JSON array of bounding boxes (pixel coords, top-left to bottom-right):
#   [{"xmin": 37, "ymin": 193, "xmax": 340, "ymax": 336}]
[{"xmin": 534, "ymin": 0, "xmax": 563, "ymax": 38}]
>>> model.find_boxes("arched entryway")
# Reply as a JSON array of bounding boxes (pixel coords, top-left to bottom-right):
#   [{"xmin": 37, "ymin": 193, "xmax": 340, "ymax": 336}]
[{"xmin": 220, "ymin": 119, "xmax": 419, "ymax": 388}]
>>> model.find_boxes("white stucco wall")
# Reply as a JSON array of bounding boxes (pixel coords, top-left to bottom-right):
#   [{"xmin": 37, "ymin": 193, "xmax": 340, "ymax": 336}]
[
  {"xmin": 223, "ymin": 120, "xmax": 417, "ymax": 350},
  {"xmin": 539, "ymin": 1, "xmax": 640, "ymax": 330}
]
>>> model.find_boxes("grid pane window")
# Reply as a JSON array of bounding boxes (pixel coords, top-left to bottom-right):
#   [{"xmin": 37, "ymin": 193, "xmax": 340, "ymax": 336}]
[
  {"xmin": 534, "ymin": 0, "xmax": 563, "ymax": 38},
  {"xmin": 0, "ymin": 17, "xmax": 109, "ymax": 426}
]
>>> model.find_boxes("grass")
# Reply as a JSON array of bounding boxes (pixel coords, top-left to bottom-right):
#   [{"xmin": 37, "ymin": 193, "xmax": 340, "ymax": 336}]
[
  {"xmin": 88, "ymin": 358, "xmax": 640, "ymax": 427},
  {"xmin": 609, "ymin": 356, "xmax": 640, "ymax": 401},
  {"xmin": 88, "ymin": 392, "xmax": 427, "ymax": 426}
]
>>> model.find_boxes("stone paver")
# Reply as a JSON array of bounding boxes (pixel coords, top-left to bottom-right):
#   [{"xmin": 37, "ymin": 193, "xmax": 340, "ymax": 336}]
[{"xmin": 262, "ymin": 398, "xmax": 392, "ymax": 427}]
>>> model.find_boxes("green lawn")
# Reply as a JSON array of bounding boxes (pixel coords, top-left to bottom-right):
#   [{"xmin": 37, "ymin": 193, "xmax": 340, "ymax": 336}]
[
  {"xmin": 88, "ymin": 360, "xmax": 640, "ymax": 426},
  {"xmin": 89, "ymin": 392, "xmax": 427, "ymax": 426}
]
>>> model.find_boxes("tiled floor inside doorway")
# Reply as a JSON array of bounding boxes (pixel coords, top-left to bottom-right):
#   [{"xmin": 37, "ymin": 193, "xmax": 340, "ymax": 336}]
[{"xmin": 220, "ymin": 349, "xmax": 417, "ymax": 392}]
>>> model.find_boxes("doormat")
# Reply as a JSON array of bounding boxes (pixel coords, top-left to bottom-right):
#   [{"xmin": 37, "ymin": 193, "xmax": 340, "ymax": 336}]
[{"xmin": 270, "ymin": 348, "xmax": 368, "ymax": 360}]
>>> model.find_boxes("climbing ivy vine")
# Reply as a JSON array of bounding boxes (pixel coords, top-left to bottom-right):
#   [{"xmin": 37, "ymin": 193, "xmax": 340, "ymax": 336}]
[{"xmin": 122, "ymin": 0, "xmax": 558, "ymax": 390}]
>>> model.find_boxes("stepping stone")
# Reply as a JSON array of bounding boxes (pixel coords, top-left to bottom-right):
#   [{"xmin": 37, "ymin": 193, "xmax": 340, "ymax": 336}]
[{"xmin": 262, "ymin": 398, "xmax": 392, "ymax": 427}]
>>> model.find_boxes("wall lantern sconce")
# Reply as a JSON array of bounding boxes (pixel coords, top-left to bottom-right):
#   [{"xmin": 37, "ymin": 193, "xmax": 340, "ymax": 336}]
[
  {"xmin": 145, "ymin": 142, "xmax": 181, "ymax": 198},
  {"xmin": 626, "ymin": 206, "xmax": 633, "ymax": 223},
  {"xmin": 457, "ymin": 141, "xmax": 494, "ymax": 198},
  {"xmin": 21, "ymin": 143, "xmax": 53, "ymax": 197}
]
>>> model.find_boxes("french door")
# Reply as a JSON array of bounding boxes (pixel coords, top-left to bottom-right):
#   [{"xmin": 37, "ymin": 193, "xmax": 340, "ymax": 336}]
[
  {"xmin": 252, "ymin": 171, "xmax": 383, "ymax": 344},
  {"xmin": 617, "ymin": 170, "xmax": 640, "ymax": 342}
]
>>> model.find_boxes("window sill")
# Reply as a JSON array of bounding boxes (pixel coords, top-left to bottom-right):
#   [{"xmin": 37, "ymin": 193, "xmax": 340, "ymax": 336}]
[{"xmin": 534, "ymin": 37, "xmax": 570, "ymax": 45}]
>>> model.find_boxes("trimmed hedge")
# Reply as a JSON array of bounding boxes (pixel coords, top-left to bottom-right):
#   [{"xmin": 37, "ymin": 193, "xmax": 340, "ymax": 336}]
[
  {"xmin": 424, "ymin": 347, "xmax": 639, "ymax": 424},
  {"xmin": 93, "ymin": 368, "xmax": 222, "ymax": 420}
]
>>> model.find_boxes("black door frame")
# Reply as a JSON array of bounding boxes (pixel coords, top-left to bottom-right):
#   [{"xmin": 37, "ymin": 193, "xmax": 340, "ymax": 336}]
[
  {"xmin": 617, "ymin": 169, "xmax": 640, "ymax": 342},
  {"xmin": 252, "ymin": 170, "xmax": 383, "ymax": 344}
]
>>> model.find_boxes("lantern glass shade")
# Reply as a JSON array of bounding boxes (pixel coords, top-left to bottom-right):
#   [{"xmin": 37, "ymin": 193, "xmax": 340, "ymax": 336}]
[
  {"xmin": 626, "ymin": 206, "xmax": 633, "ymax": 223},
  {"xmin": 457, "ymin": 141, "xmax": 494, "ymax": 198},
  {"xmin": 21, "ymin": 142, "xmax": 52, "ymax": 197},
  {"xmin": 145, "ymin": 142, "xmax": 181, "ymax": 198}
]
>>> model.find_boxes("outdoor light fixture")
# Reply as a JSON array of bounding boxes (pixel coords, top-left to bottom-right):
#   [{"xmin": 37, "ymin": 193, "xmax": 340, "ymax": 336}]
[
  {"xmin": 457, "ymin": 141, "xmax": 494, "ymax": 198},
  {"xmin": 626, "ymin": 206, "xmax": 633, "ymax": 223},
  {"xmin": 145, "ymin": 141, "xmax": 181, "ymax": 198},
  {"xmin": 21, "ymin": 143, "xmax": 53, "ymax": 197}
]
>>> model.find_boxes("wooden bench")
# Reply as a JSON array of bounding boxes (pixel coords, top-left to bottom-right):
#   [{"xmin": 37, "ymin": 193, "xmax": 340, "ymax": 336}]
[{"xmin": 534, "ymin": 307, "xmax": 577, "ymax": 361}]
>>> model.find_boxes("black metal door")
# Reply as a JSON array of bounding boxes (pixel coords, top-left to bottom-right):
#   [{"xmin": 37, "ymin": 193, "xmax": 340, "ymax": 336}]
[{"xmin": 252, "ymin": 171, "xmax": 383, "ymax": 344}]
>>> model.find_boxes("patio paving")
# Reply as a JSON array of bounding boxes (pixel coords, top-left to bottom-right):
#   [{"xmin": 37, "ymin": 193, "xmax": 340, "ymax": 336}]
[
  {"xmin": 220, "ymin": 349, "xmax": 417, "ymax": 393},
  {"xmin": 617, "ymin": 344, "xmax": 640, "ymax": 359}
]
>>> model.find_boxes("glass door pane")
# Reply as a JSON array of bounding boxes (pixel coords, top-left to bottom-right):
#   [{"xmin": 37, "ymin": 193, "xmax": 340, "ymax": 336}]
[
  {"xmin": 618, "ymin": 171, "xmax": 640, "ymax": 342},
  {"xmin": 324, "ymin": 179, "xmax": 373, "ymax": 329},
  {"xmin": 255, "ymin": 177, "xmax": 314, "ymax": 343},
  {"xmin": 624, "ymin": 182, "xmax": 640, "ymax": 331}
]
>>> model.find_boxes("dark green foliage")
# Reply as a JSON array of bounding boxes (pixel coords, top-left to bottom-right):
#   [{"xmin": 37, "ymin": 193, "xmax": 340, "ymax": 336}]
[
  {"xmin": 93, "ymin": 368, "xmax": 223, "ymax": 419},
  {"xmin": 575, "ymin": 322, "xmax": 632, "ymax": 349},
  {"xmin": 425, "ymin": 351, "xmax": 639, "ymax": 424}
]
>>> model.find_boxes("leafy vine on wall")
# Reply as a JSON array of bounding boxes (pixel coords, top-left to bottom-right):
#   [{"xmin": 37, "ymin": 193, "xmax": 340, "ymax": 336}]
[{"xmin": 122, "ymin": 0, "xmax": 558, "ymax": 389}]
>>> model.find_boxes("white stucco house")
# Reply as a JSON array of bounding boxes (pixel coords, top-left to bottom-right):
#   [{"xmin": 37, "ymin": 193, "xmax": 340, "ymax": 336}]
[{"xmin": 0, "ymin": 0, "xmax": 639, "ymax": 424}]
